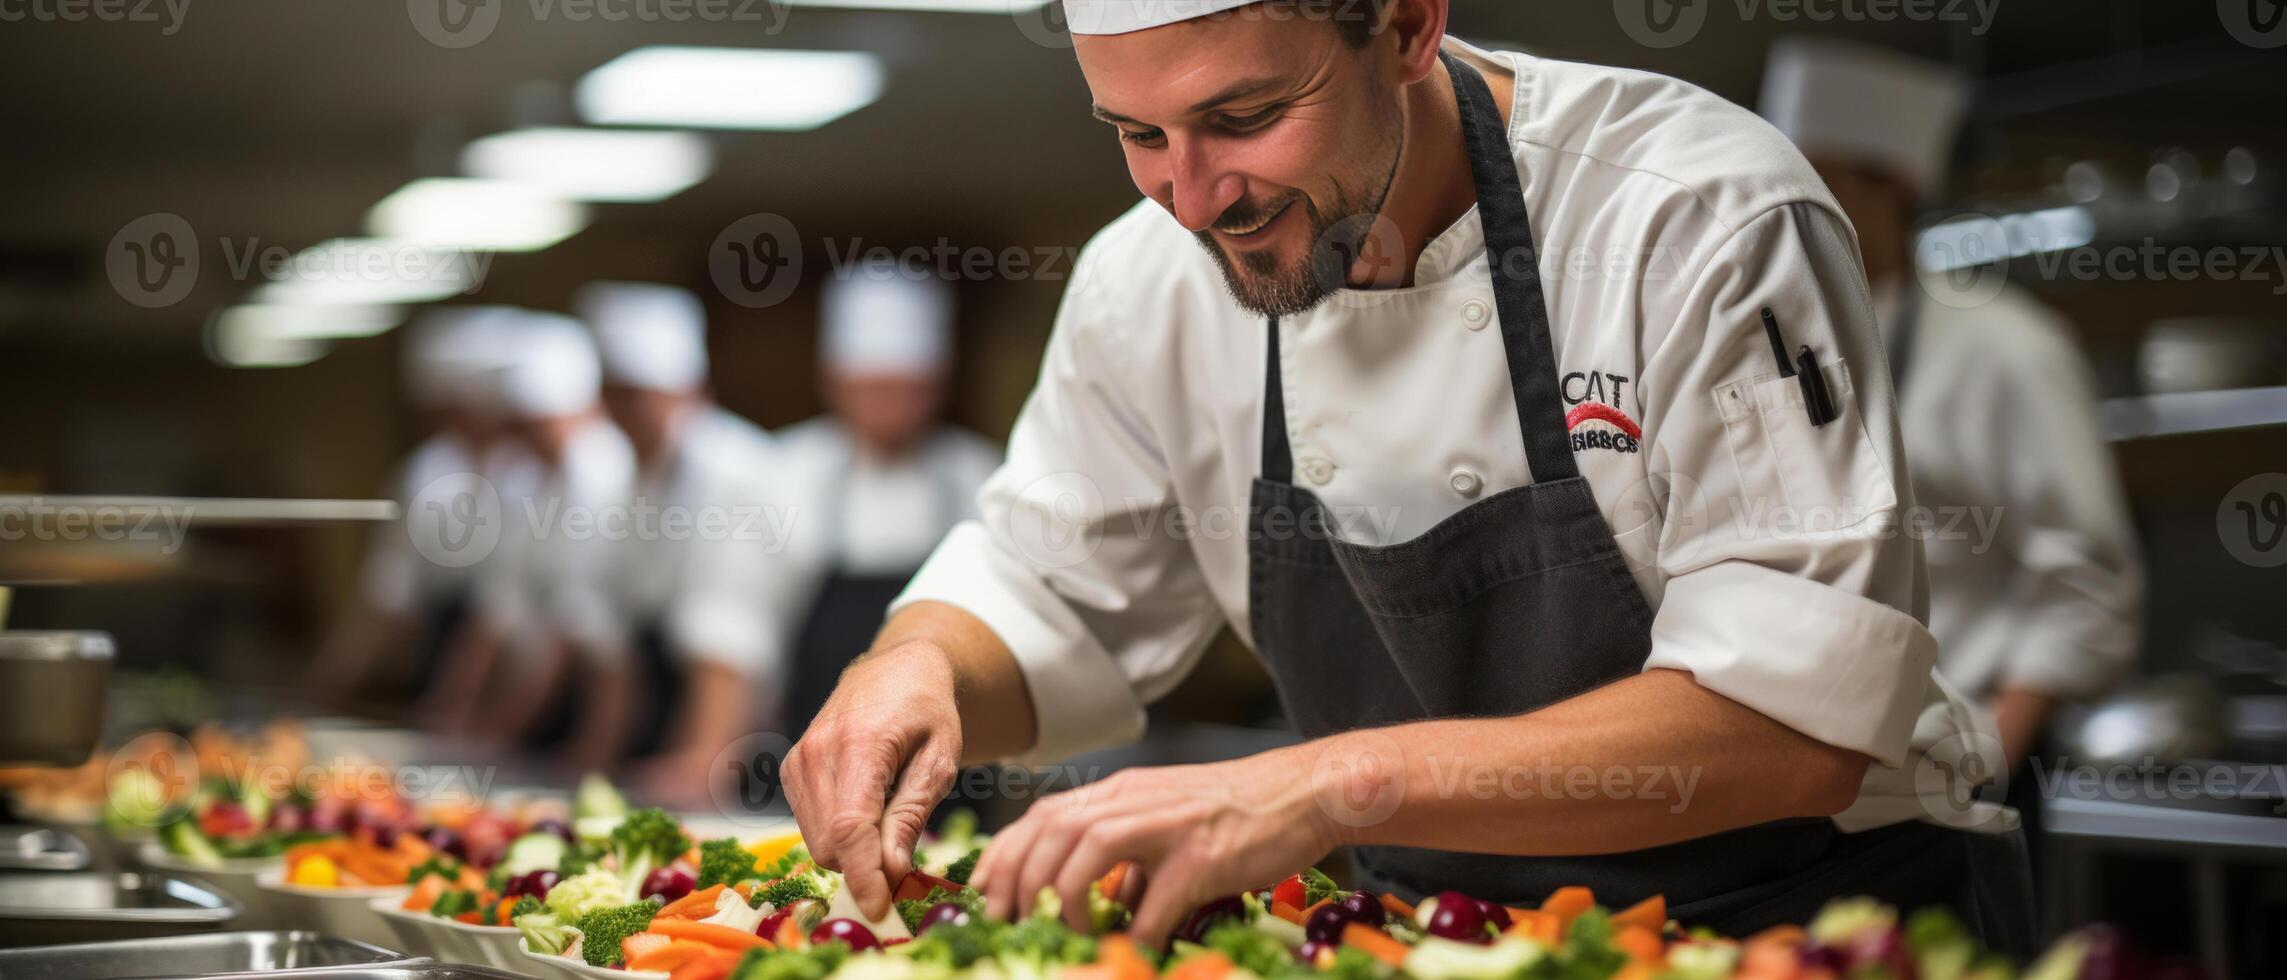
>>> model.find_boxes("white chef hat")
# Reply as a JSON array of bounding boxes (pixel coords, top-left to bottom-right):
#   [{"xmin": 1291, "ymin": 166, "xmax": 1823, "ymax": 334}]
[
  {"xmin": 820, "ymin": 259, "xmax": 953, "ymax": 377},
  {"xmin": 490, "ymin": 310, "xmax": 602, "ymax": 419},
  {"xmin": 404, "ymin": 305, "xmax": 521, "ymax": 412},
  {"xmin": 1062, "ymin": 0, "xmax": 1262, "ymax": 35},
  {"xmin": 575, "ymin": 282, "xmax": 710, "ymax": 392},
  {"xmin": 1758, "ymin": 36, "xmax": 1970, "ymax": 199}
]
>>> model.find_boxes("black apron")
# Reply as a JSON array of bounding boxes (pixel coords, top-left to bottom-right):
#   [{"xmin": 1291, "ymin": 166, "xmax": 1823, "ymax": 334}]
[
  {"xmin": 1245, "ymin": 51, "xmax": 2034, "ymax": 956},
  {"xmin": 786, "ymin": 433, "xmax": 966, "ymax": 737}
]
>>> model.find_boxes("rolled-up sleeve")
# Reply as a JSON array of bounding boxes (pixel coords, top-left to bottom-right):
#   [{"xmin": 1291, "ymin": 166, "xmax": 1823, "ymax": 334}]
[
  {"xmin": 894, "ymin": 253, "xmax": 1225, "ymax": 764},
  {"xmin": 1639, "ymin": 203, "xmax": 1937, "ymax": 768}
]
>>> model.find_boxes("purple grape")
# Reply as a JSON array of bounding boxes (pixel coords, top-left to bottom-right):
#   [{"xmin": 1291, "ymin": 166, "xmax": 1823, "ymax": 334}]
[
  {"xmin": 367, "ymin": 823, "xmax": 401, "ymax": 850},
  {"xmin": 423, "ymin": 826, "xmax": 465, "ymax": 861},
  {"xmin": 1178, "ymin": 895, "xmax": 1247, "ymax": 944},
  {"xmin": 1295, "ymin": 940, "xmax": 1335, "ymax": 965},
  {"xmin": 1425, "ymin": 891, "xmax": 1489, "ymax": 943},
  {"xmin": 1799, "ymin": 945, "xmax": 1849, "ymax": 972},
  {"xmin": 1475, "ymin": 899, "xmax": 1511, "ymax": 932},
  {"xmin": 641, "ymin": 866, "xmax": 695, "ymax": 904},
  {"xmin": 1846, "ymin": 927, "xmax": 1913, "ymax": 977},
  {"xmin": 1337, "ymin": 891, "xmax": 1386, "ymax": 929},
  {"xmin": 529, "ymin": 819, "xmax": 574, "ymax": 843},
  {"xmin": 810, "ymin": 918, "xmax": 880, "ymax": 951},
  {"xmin": 917, "ymin": 902, "xmax": 971, "ymax": 935},
  {"xmin": 506, "ymin": 870, "xmax": 560, "ymax": 899},
  {"xmin": 1305, "ymin": 903, "xmax": 1357, "ymax": 943}
]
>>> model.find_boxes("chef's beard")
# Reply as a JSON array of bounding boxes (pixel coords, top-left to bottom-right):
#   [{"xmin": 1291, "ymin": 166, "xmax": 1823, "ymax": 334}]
[{"xmin": 1194, "ymin": 128, "xmax": 1404, "ymax": 318}]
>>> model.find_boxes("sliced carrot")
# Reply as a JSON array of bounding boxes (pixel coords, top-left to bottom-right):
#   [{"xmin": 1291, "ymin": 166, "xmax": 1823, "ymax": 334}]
[
  {"xmin": 1096, "ymin": 861, "xmax": 1136, "ymax": 903},
  {"xmin": 1301, "ymin": 898, "xmax": 1334, "ymax": 920},
  {"xmin": 659, "ymin": 884, "xmax": 728, "ymax": 920},
  {"xmin": 648, "ymin": 917, "xmax": 774, "ymax": 950},
  {"xmin": 453, "ymin": 910, "xmax": 483, "ymax": 924},
  {"xmin": 1377, "ymin": 893, "xmax": 1416, "ymax": 921},
  {"xmin": 1505, "ymin": 909, "xmax": 1561, "ymax": 946},
  {"xmin": 1341, "ymin": 923, "xmax": 1411, "ymax": 968},
  {"xmin": 1538, "ymin": 886, "xmax": 1595, "ymax": 933},
  {"xmin": 1097, "ymin": 935, "xmax": 1155, "ymax": 980},
  {"xmin": 732, "ymin": 882, "xmax": 755, "ymax": 901},
  {"xmin": 773, "ymin": 916, "xmax": 805, "ymax": 949},
  {"xmin": 494, "ymin": 897, "xmax": 518, "ymax": 925},
  {"xmin": 402, "ymin": 875, "xmax": 446, "ymax": 912},
  {"xmin": 1612, "ymin": 963, "xmax": 1658, "ymax": 980},
  {"xmin": 1739, "ymin": 938, "xmax": 1803, "ymax": 979},
  {"xmin": 1612, "ymin": 894, "xmax": 1666, "ymax": 934},
  {"xmin": 1614, "ymin": 924, "xmax": 1664, "ymax": 963},
  {"xmin": 1165, "ymin": 952, "xmax": 1235, "ymax": 980},
  {"xmin": 1268, "ymin": 901, "xmax": 1306, "ymax": 925},
  {"xmin": 626, "ymin": 936, "xmax": 711, "ymax": 972},
  {"xmin": 668, "ymin": 949, "xmax": 745, "ymax": 980}
]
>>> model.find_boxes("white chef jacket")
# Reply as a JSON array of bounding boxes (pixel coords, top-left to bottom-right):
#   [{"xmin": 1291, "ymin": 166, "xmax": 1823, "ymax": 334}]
[
  {"xmin": 359, "ymin": 432, "xmax": 489, "ymax": 617},
  {"xmin": 478, "ymin": 416, "xmax": 636, "ymax": 660},
  {"xmin": 609, "ymin": 406, "xmax": 789, "ymax": 679},
  {"xmin": 1878, "ymin": 276, "xmax": 2142, "ymax": 700},
  {"xmin": 771, "ymin": 417, "xmax": 1001, "ymax": 586},
  {"xmin": 896, "ymin": 39, "xmax": 1994, "ymax": 830}
]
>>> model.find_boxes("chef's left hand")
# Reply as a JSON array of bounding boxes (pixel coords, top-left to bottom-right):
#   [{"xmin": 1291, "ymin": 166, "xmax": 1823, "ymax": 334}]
[{"xmin": 970, "ymin": 745, "xmax": 1341, "ymax": 946}]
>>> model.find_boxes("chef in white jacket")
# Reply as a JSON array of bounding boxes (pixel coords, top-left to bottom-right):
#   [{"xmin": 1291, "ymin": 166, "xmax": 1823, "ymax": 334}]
[
  {"xmin": 311, "ymin": 306, "xmax": 516, "ymax": 703},
  {"xmin": 1760, "ymin": 37, "xmax": 2143, "ymax": 776},
  {"xmin": 774, "ymin": 262, "xmax": 1000, "ymax": 736},
  {"xmin": 785, "ymin": 0, "xmax": 2027, "ymax": 955},
  {"xmin": 424, "ymin": 312, "xmax": 637, "ymax": 768},
  {"xmin": 576, "ymin": 282, "xmax": 786, "ymax": 803}
]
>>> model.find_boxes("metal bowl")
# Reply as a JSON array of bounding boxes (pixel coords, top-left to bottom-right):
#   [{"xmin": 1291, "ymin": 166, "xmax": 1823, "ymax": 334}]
[
  {"xmin": 0, "ymin": 929, "xmax": 411, "ymax": 978},
  {"xmin": 0, "ymin": 631, "xmax": 115, "ymax": 767},
  {"xmin": 0, "ymin": 869, "xmax": 239, "ymax": 945}
]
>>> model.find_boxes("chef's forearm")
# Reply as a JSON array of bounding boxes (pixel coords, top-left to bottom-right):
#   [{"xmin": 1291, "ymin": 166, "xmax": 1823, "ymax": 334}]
[
  {"xmin": 870, "ymin": 600, "xmax": 1038, "ymax": 765},
  {"xmin": 1312, "ymin": 669, "xmax": 1869, "ymax": 856}
]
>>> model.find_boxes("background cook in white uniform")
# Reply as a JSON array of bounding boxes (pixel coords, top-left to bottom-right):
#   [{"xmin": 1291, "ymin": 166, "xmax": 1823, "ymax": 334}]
[
  {"xmin": 426, "ymin": 311, "xmax": 637, "ymax": 767},
  {"xmin": 579, "ymin": 281, "xmax": 788, "ymax": 804},
  {"xmin": 896, "ymin": 38, "xmax": 1995, "ymax": 831},
  {"xmin": 772, "ymin": 260, "xmax": 1001, "ymax": 735},
  {"xmin": 1761, "ymin": 36, "xmax": 2143, "ymax": 772}
]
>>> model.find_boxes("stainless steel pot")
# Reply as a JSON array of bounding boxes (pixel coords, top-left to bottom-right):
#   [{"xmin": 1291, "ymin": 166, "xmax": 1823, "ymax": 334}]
[{"xmin": 0, "ymin": 631, "xmax": 115, "ymax": 766}]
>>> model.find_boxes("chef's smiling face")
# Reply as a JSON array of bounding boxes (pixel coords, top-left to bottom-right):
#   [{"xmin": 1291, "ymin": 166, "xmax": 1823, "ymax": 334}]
[{"xmin": 1076, "ymin": 3, "xmax": 1407, "ymax": 316}]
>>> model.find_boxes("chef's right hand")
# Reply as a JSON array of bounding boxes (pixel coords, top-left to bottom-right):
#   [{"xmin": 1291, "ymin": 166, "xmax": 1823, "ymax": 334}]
[{"xmin": 782, "ymin": 640, "xmax": 965, "ymax": 922}]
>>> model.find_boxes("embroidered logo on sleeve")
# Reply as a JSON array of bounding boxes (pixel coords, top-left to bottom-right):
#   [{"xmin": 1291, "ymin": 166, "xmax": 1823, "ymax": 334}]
[{"xmin": 1562, "ymin": 370, "xmax": 1642, "ymax": 454}]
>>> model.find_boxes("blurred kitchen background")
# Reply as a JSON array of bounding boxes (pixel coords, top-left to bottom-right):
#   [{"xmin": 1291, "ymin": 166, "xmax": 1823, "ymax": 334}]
[{"xmin": 0, "ymin": 0, "xmax": 2283, "ymax": 972}]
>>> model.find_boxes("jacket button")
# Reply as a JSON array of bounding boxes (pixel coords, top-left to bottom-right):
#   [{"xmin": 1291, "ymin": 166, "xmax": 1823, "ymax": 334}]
[
  {"xmin": 1462, "ymin": 299, "xmax": 1491, "ymax": 330},
  {"xmin": 1449, "ymin": 469, "xmax": 1483, "ymax": 497},
  {"xmin": 1300, "ymin": 455, "xmax": 1336, "ymax": 485}
]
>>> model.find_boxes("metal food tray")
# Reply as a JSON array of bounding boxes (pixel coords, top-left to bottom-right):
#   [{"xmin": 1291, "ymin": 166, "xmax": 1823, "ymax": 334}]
[
  {"xmin": 0, "ymin": 823, "xmax": 93, "ymax": 871},
  {"xmin": 0, "ymin": 870, "xmax": 239, "ymax": 945},
  {"xmin": 198, "ymin": 966, "xmax": 527, "ymax": 980},
  {"xmin": 0, "ymin": 930, "xmax": 413, "ymax": 979}
]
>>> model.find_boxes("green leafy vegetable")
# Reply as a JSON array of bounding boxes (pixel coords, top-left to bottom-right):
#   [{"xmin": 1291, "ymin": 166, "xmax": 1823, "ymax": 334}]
[
  {"xmin": 430, "ymin": 889, "xmax": 480, "ymax": 919},
  {"xmin": 1202, "ymin": 921, "xmax": 1293, "ymax": 977},
  {"xmin": 408, "ymin": 857, "xmax": 460, "ymax": 885},
  {"xmin": 753, "ymin": 866, "xmax": 834, "ymax": 910},
  {"xmin": 574, "ymin": 900, "xmax": 661, "ymax": 967},
  {"xmin": 697, "ymin": 837, "xmax": 760, "ymax": 890},
  {"xmin": 1300, "ymin": 867, "xmax": 1340, "ymax": 907},
  {"xmin": 943, "ymin": 848, "xmax": 981, "ymax": 887},
  {"xmin": 728, "ymin": 942, "xmax": 850, "ymax": 980}
]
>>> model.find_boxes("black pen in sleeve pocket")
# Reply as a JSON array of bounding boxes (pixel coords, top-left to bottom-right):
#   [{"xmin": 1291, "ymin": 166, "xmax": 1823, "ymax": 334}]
[{"xmin": 1759, "ymin": 306, "xmax": 1838, "ymax": 427}]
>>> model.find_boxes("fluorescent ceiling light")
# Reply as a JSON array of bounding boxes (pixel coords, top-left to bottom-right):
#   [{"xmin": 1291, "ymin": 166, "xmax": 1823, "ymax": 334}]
[
  {"xmin": 461, "ymin": 128, "xmax": 713, "ymax": 203},
  {"xmin": 206, "ymin": 311, "xmax": 330, "ymax": 369},
  {"xmin": 210, "ymin": 303, "xmax": 405, "ymax": 343},
  {"xmin": 781, "ymin": 0, "xmax": 1050, "ymax": 9},
  {"xmin": 577, "ymin": 47, "xmax": 884, "ymax": 131},
  {"xmin": 366, "ymin": 178, "xmax": 588, "ymax": 252},
  {"xmin": 252, "ymin": 238, "xmax": 484, "ymax": 306}
]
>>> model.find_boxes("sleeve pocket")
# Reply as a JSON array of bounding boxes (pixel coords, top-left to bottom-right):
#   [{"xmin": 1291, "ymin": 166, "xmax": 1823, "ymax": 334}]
[{"xmin": 1713, "ymin": 360, "xmax": 1897, "ymax": 527}]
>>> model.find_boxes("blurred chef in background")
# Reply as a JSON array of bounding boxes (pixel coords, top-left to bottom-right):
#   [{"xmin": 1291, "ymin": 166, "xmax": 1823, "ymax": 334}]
[
  {"xmin": 308, "ymin": 306, "xmax": 515, "ymax": 705},
  {"xmin": 421, "ymin": 311, "xmax": 638, "ymax": 770},
  {"xmin": 776, "ymin": 261, "xmax": 1000, "ymax": 737},
  {"xmin": 1762, "ymin": 37, "xmax": 2144, "ymax": 780},
  {"xmin": 576, "ymin": 282, "xmax": 785, "ymax": 804}
]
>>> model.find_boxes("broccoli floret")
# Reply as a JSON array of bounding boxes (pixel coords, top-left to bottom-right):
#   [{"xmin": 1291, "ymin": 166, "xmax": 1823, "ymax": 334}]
[
  {"xmin": 995, "ymin": 889, "xmax": 1097, "ymax": 966},
  {"xmin": 1553, "ymin": 908, "xmax": 1629, "ymax": 980},
  {"xmin": 408, "ymin": 857, "xmax": 460, "ymax": 885},
  {"xmin": 509, "ymin": 895, "xmax": 545, "ymax": 920},
  {"xmin": 897, "ymin": 884, "xmax": 985, "ymax": 933},
  {"xmin": 430, "ymin": 889, "xmax": 480, "ymax": 919},
  {"xmin": 751, "ymin": 867, "xmax": 831, "ymax": 910},
  {"xmin": 516, "ymin": 911, "xmax": 574, "ymax": 957},
  {"xmin": 729, "ymin": 943, "xmax": 849, "ymax": 980},
  {"xmin": 1299, "ymin": 867, "xmax": 1340, "ymax": 906},
  {"xmin": 556, "ymin": 839, "xmax": 604, "ymax": 880},
  {"xmin": 574, "ymin": 900, "xmax": 661, "ymax": 967},
  {"xmin": 901, "ymin": 916, "xmax": 1003, "ymax": 968},
  {"xmin": 608, "ymin": 809, "xmax": 690, "ymax": 903},
  {"xmin": 1202, "ymin": 921, "xmax": 1293, "ymax": 977},
  {"xmin": 696, "ymin": 837, "xmax": 759, "ymax": 890},
  {"xmin": 943, "ymin": 848, "xmax": 981, "ymax": 887}
]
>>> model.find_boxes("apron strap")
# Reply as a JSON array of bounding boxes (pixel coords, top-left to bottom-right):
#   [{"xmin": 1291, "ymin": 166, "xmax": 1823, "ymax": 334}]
[
  {"xmin": 1443, "ymin": 49, "xmax": 1579, "ymax": 484},
  {"xmin": 1259, "ymin": 316, "xmax": 1295, "ymax": 485}
]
